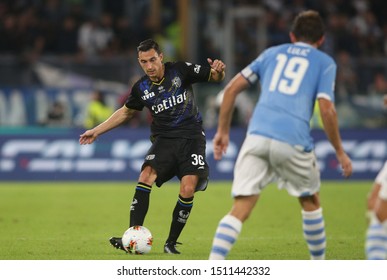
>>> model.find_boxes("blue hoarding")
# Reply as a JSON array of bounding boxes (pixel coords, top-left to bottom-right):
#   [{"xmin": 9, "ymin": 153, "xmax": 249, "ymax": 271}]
[{"xmin": 0, "ymin": 127, "xmax": 386, "ymax": 181}]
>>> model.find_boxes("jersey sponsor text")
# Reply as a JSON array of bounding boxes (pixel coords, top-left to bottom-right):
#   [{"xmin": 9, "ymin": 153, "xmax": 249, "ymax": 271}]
[{"xmin": 151, "ymin": 90, "xmax": 187, "ymax": 114}]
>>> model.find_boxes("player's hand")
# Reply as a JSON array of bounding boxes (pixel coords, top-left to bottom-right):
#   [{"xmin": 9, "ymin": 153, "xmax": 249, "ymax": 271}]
[
  {"xmin": 336, "ymin": 151, "xmax": 352, "ymax": 178},
  {"xmin": 79, "ymin": 129, "xmax": 98, "ymax": 145},
  {"xmin": 213, "ymin": 132, "xmax": 229, "ymax": 161},
  {"xmin": 207, "ymin": 58, "xmax": 226, "ymax": 73}
]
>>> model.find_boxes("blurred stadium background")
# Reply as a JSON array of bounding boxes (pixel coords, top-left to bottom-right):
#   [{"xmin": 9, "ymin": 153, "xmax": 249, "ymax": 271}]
[{"xmin": 0, "ymin": 0, "xmax": 386, "ymax": 182}]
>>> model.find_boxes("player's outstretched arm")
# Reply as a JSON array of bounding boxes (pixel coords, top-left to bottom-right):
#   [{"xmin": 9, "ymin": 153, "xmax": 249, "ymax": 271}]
[
  {"xmin": 318, "ymin": 98, "xmax": 352, "ymax": 178},
  {"xmin": 79, "ymin": 106, "xmax": 136, "ymax": 145},
  {"xmin": 207, "ymin": 58, "xmax": 226, "ymax": 82}
]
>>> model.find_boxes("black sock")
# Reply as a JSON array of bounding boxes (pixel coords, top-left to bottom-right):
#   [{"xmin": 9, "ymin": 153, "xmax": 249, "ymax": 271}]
[
  {"xmin": 166, "ymin": 195, "xmax": 194, "ymax": 243},
  {"xmin": 129, "ymin": 182, "xmax": 152, "ymax": 227}
]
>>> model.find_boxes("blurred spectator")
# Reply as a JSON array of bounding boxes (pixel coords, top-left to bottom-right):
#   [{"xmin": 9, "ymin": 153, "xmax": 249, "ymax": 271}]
[
  {"xmin": 43, "ymin": 100, "xmax": 68, "ymax": 127},
  {"xmin": 0, "ymin": 14, "xmax": 21, "ymax": 53},
  {"xmin": 18, "ymin": 6, "xmax": 48, "ymax": 62},
  {"xmin": 350, "ymin": 9, "xmax": 383, "ymax": 56},
  {"xmin": 84, "ymin": 90, "xmax": 113, "ymax": 129},
  {"xmin": 351, "ymin": 71, "xmax": 387, "ymax": 127},
  {"xmin": 78, "ymin": 13, "xmax": 114, "ymax": 58},
  {"xmin": 265, "ymin": 10, "xmax": 290, "ymax": 47},
  {"xmin": 55, "ymin": 16, "xmax": 80, "ymax": 56},
  {"xmin": 335, "ymin": 50, "xmax": 358, "ymax": 102},
  {"xmin": 368, "ymin": 72, "xmax": 387, "ymax": 100},
  {"xmin": 310, "ymin": 102, "xmax": 324, "ymax": 129},
  {"xmin": 113, "ymin": 16, "xmax": 137, "ymax": 54},
  {"xmin": 203, "ymin": 89, "xmax": 254, "ymax": 128}
]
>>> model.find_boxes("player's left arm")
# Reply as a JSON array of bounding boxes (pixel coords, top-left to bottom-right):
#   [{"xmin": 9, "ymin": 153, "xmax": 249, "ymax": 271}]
[
  {"xmin": 213, "ymin": 73, "xmax": 249, "ymax": 160},
  {"xmin": 79, "ymin": 106, "xmax": 136, "ymax": 145},
  {"xmin": 207, "ymin": 58, "xmax": 226, "ymax": 82},
  {"xmin": 318, "ymin": 98, "xmax": 352, "ymax": 178}
]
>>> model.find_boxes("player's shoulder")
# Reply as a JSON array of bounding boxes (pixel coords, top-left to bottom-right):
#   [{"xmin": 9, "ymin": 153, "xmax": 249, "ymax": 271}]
[
  {"xmin": 163, "ymin": 61, "xmax": 188, "ymax": 73},
  {"xmin": 313, "ymin": 47, "xmax": 335, "ymax": 62},
  {"xmin": 267, "ymin": 43, "xmax": 292, "ymax": 53},
  {"xmin": 259, "ymin": 43, "xmax": 291, "ymax": 59},
  {"xmin": 165, "ymin": 61, "xmax": 183, "ymax": 69},
  {"xmin": 291, "ymin": 42, "xmax": 336, "ymax": 65}
]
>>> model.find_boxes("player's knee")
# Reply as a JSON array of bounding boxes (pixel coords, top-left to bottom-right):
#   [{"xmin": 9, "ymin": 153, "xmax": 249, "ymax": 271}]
[
  {"xmin": 229, "ymin": 208, "xmax": 250, "ymax": 222},
  {"xmin": 375, "ymin": 200, "xmax": 387, "ymax": 222},
  {"xmin": 179, "ymin": 184, "xmax": 195, "ymax": 198},
  {"xmin": 367, "ymin": 183, "xmax": 381, "ymax": 210},
  {"xmin": 138, "ymin": 165, "xmax": 157, "ymax": 185},
  {"xmin": 299, "ymin": 194, "xmax": 320, "ymax": 211},
  {"xmin": 230, "ymin": 198, "xmax": 257, "ymax": 222},
  {"xmin": 179, "ymin": 175, "xmax": 198, "ymax": 197}
]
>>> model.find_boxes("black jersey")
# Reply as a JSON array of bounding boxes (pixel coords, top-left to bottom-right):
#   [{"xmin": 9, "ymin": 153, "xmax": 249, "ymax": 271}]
[{"xmin": 125, "ymin": 61, "xmax": 211, "ymax": 139}]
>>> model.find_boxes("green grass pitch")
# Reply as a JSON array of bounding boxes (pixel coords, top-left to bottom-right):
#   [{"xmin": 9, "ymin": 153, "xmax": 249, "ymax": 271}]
[{"xmin": 0, "ymin": 181, "xmax": 370, "ymax": 260}]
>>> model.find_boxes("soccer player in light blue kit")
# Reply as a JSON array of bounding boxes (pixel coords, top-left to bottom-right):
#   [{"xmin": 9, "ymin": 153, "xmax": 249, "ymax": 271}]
[
  {"xmin": 209, "ymin": 10, "xmax": 352, "ymax": 260},
  {"xmin": 365, "ymin": 95, "xmax": 387, "ymax": 259}
]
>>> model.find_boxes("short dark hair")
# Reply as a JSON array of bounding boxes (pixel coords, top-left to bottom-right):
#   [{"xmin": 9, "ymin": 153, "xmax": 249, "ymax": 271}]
[
  {"xmin": 137, "ymin": 39, "xmax": 161, "ymax": 54},
  {"xmin": 291, "ymin": 10, "xmax": 325, "ymax": 43}
]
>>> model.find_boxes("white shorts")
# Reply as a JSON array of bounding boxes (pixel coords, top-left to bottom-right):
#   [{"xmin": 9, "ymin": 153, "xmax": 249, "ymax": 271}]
[
  {"xmin": 232, "ymin": 134, "xmax": 320, "ymax": 197},
  {"xmin": 375, "ymin": 161, "xmax": 387, "ymax": 200}
]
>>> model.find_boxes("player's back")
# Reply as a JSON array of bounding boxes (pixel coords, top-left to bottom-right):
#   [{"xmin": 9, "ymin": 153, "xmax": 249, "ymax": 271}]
[{"xmin": 244, "ymin": 42, "xmax": 336, "ymax": 151}]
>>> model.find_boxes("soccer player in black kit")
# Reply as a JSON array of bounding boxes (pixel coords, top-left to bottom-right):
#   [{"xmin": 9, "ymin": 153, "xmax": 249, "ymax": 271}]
[{"xmin": 79, "ymin": 39, "xmax": 226, "ymax": 254}]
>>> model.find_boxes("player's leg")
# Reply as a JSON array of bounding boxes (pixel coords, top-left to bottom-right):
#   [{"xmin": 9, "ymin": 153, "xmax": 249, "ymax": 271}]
[
  {"xmin": 366, "ymin": 183, "xmax": 381, "ymax": 220},
  {"xmin": 164, "ymin": 137, "xmax": 208, "ymax": 254},
  {"xmin": 365, "ymin": 163, "xmax": 387, "ymax": 259},
  {"xmin": 209, "ymin": 135, "xmax": 273, "ymax": 260},
  {"xmin": 130, "ymin": 165, "xmax": 157, "ymax": 226},
  {"xmin": 299, "ymin": 194, "xmax": 326, "ymax": 260},
  {"xmin": 109, "ymin": 165, "xmax": 157, "ymax": 252},
  {"xmin": 366, "ymin": 198, "xmax": 387, "ymax": 260},
  {"xmin": 209, "ymin": 195, "xmax": 258, "ymax": 260},
  {"xmin": 131, "ymin": 137, "xmax": 174, "ymax": 229},
  {"xmin": 164, "ymin": 174, "xmax": 197, "ymax": 254},
  {"xmin": 271, "ymin": 139, "xmax": 324, "ymax": 259}
]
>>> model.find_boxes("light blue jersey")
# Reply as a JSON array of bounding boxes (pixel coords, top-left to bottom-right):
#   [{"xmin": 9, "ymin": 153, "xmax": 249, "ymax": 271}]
[{"xmin": 241, "ymin": 42, "xmax": 336, "ymax": 151}]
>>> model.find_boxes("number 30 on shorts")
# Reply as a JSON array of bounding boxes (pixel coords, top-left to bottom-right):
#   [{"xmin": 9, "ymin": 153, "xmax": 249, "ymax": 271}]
[{"xmin": 191, "ymin": 154, "xmax": 205, "ymax": 166}]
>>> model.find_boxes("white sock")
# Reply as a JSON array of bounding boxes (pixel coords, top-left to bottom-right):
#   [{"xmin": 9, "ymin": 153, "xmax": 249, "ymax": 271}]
[
  {"xmin": 209, "ymin": 214, "xmax": 242, "ymax": 260},
  {"xmin": 365, "ymin": 213, "xmax": 387, "ymax": 260},
  {"xmin": 302, "ymin": 208, "xmax": 326, "ymax": 260}
]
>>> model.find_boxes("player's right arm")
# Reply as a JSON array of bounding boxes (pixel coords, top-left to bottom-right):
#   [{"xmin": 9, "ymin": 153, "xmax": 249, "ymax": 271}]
[
  {"xmin": 79, "ymin": 105, "xmax": 136, "ymax": 145},
  {"xmin": 213, "ymin": 73, "xmax": 250, "ymax": 160},
  {"xmin": 318, "ymin": 98, "xmax": 352, "ymax": 178}
]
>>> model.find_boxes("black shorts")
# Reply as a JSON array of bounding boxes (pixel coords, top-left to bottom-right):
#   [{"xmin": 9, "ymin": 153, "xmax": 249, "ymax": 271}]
[{"xmin": 142, "ymin": 136, "xmax": 209, "ymax": 191}]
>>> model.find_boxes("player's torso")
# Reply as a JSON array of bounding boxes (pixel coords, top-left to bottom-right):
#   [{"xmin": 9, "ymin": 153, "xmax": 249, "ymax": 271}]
[
  {"xmin": 135, "ymin": 63, "xmax": 203, "ymax": 138},
  {"xmin": 258, "ymin": 43, "xmax": 323, "ymax": 116},
  {"xmin": 249, "ymin": 43, "xmax": 333, "ymax": 150}
]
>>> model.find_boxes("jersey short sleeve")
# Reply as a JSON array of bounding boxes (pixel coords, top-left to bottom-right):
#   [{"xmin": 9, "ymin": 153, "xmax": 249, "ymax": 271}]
[{"xmin": 124, "ymin": 85, "xmax": 145, "ymax": 111}]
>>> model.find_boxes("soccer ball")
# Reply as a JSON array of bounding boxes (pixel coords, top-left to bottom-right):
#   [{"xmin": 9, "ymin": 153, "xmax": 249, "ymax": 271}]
[{"xmin": 122, "ymin": 225, "xmax": 153, "ymax": 254}]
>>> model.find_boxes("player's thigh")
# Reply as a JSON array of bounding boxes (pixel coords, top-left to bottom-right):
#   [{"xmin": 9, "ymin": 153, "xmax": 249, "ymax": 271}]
[
  {"xmin": 376, "ymin": 164, "xmax": 387, "ymax": 220},
  {"xmin": 375, "ymin": 197, "xmax": 387, "ymax": 222},
  {"xmin": 177, "ymin": 137, "xmax": 208, "ymax": 179},
  {"xmin": 376, "ymin": 162, "xmax": 387, "ymax": 200},
  {"xmin": 143, "ymin": 137, "xmax": 176, "ymax": 186},
  {"xmin": 271, "ymin": 140, "xmax": 320, "ymax": 197},
  {"xmin": 232, "ymin": 135, "xmax": 275, "ymax": 197},
  {"xmin": 367, "ymin": 183, "xmax": 382, "ymax": 210}
]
